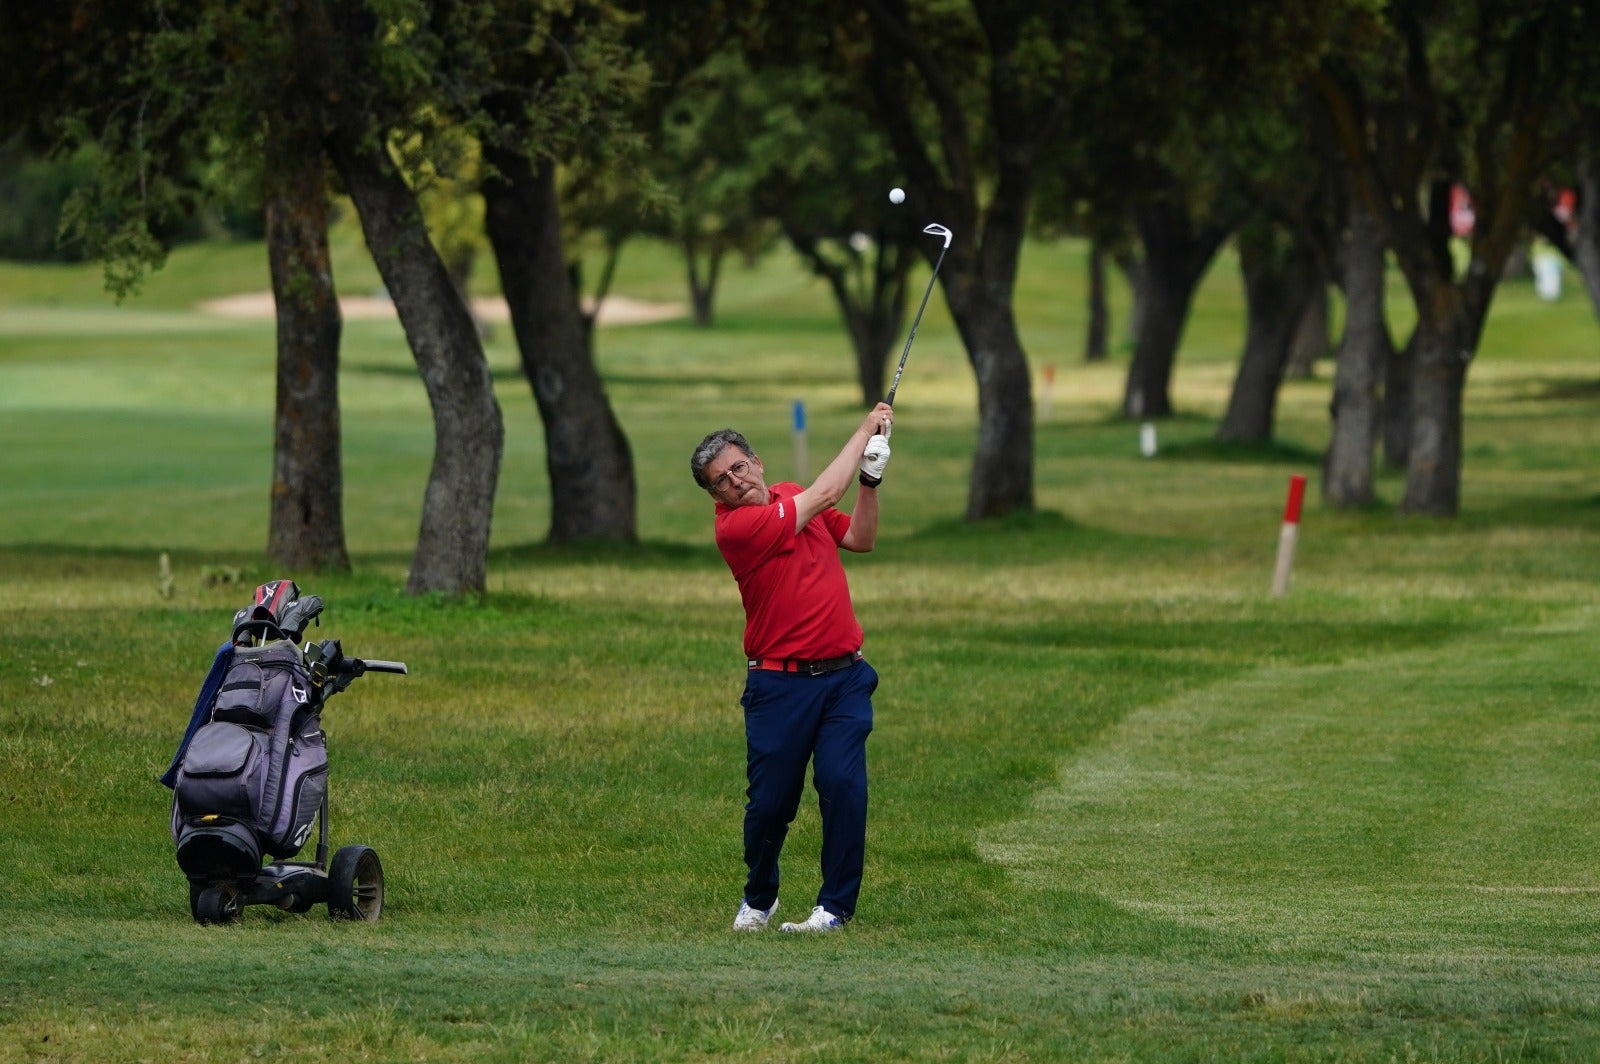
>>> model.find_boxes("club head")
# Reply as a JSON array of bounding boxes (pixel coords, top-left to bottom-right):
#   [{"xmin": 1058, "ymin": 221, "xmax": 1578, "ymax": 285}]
[{"xmin": 923, "ymin": 223, "xmax": 952, "ymax": 248}]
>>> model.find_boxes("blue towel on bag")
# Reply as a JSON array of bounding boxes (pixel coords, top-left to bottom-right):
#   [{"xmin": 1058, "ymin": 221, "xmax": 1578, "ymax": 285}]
[{"xmin": 159, "ymin": 642, "xmax": 234, "ymax": 789}]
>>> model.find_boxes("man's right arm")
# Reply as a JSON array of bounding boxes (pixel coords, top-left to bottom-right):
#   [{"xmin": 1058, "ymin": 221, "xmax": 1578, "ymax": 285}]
[{"xmin": 793, "ymin": 402, "xmax": 893, "ymax": 531}]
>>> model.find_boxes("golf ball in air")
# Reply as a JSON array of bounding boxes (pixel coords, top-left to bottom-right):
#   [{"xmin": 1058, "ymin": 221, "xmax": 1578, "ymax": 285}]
[{"xmin": 889, "ymin": 187, "xmax": 905, "ymax": 204}]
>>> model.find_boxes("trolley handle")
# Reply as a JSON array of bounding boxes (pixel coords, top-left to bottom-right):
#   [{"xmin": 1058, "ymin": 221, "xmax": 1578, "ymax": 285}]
[
  {"xmin": 305, "ymin": 639, "xmax": 409, "ymax": 694},
  {"xmin": 352, "ymin": 658, "xmax": 409, "ymax": 676}
]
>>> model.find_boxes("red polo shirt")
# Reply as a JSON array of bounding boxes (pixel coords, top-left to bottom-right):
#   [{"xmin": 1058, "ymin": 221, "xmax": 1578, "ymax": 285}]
[{"xmin": 715, "ymin": 481, "xmax": 863, "ymax": 661}]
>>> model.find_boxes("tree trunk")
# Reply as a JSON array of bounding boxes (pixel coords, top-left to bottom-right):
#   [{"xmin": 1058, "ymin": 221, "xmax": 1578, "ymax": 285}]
[
  {"xmin": 838, "ymin": 273, "xmax": 902, "ymax": 407},
  {"xmin": 1217, "ymin": 228, "xmax": 1320, "ymax": 443},
  {"xmin": 263, "ymin": 115, "xmax": 348, "ymax": 572},
  {"xmin": 1085, "ymin": 239, "xmax": 1109, "ymax": 362},
  {"xmin": 1323, "ymin": 202, "xmax": 1390, "ymax": 507},
  {"xmin": 786, "ymin": 227, "xmax": 910, "ymax": 406},
  {"xmin": 1400, "ymin": 290, "xmax": 1473, "ymax": 516},
  {"xmin": 482, "ymin": 147, "xmax": 637, "ymax": 543},
  {"xmin": 1122, "ymin": 202, "xmax": 1230, "ymax": 418},
  {"xmin": 945, "ymin": 294, "xmax": 1034, "ymax": 520},
  {"xmin": 1113, "ymin": 245, "xmax": 1147, "ymax": 351},
  {"xmin": 685, "ymin": 234, "xmax": 722, "ymax": 328},
  {"xmin": 1383, "ymin": 328, "xmax": 1415, "ymax": 469},
  {"xmin": 294, "ymin": 0, "xmax": 502, "ymax": 594},
  {"xmin": 1501, "ymin": 238, "xmax": 1531, "ymax": 281},
  {"xmin": 444, "ymin": 244, "xmax": 489, "ymax": 341},
  {"xmin": 1392, "ymin": 168, "xmax": 1514, "ymax": 516},
  {"xmin": 1284, "ymin": 281, "xmax": 1330, "ymax": 379},
  {"xmin": 1401, "ymin": 321, "xmax": 1467, "ymax": 516},
  {"xmin": 851, "ymin": 297, "xmax": 900, "ymax": 405},
  {"xmin": 906, "ymin": 181, "xmax": 1036, "ymax": 520},
  {"xmin": 326, "ymin": 137, "xmax": 504, "ymax": 595},
  {"xmin": 1574, "ymin": 159, "xmax": 1600, "ymax": 324}
]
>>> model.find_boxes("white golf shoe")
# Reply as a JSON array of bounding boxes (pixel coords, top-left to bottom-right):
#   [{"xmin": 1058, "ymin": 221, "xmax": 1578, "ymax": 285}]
[
  {"xmin": 733, "ymin": 899, "xmax": 778, "ymax": 932},
  {"xmin": 779, "ymin": 905, "xmax": 843, "ymax": 933}
]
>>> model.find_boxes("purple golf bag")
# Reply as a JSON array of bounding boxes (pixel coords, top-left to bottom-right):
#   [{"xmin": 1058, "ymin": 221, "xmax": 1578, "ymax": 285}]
[
  {"xmin": 169, "ymin": 641, "xmax": 328, "ymax": 871},
  {"xmin": 162, "ymin": 580, "xmax": 405, "ymax": 925}
]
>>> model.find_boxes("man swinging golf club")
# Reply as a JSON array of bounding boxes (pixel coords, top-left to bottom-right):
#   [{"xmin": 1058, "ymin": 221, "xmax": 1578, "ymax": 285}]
[{"xmin": 691, "ymin": 402, "xmax": 894, "ymax": 932}]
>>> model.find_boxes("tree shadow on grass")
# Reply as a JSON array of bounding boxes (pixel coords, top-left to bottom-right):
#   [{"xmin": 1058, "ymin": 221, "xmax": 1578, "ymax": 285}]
[
  {"xmin": 1455, "ymin": 490, "xmax": 1600, "ymax": 533},
  {"xmin": 1157, "ymin": 436, "xmax": 1324, "ymax": 466},
  {"xmin": 897, "ymin": 508, "xmax": 1189, "ymax": 565},
  {"xmin": 1503, "ymin": 375, "xmax": 1600, "ymax": 403},
  {"xmin": 1091, "ymin": 410, "xmax": 1215, "ymax": 428},
  {"xmin": 489, "ymin": 537, "xmax": 720, "ymax": 568},
  {"xmin": 344, "ymin": 360, "xmax": 529, "ymax": 386}
]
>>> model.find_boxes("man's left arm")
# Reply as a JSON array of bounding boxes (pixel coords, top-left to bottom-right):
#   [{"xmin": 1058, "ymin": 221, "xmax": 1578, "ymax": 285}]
[{"xmin": 840, "ymin": 484, "xmax": 878, "ymax": 553}]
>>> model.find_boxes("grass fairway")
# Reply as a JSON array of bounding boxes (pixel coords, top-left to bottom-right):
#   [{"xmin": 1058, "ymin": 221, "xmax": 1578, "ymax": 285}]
[{"xmin": 3, "ymin": 236, "xmax": 1600, "ymax": 1061}]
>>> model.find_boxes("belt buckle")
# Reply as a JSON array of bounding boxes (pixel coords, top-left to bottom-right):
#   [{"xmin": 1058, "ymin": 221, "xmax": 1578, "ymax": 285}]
[{"xmin": 805, "ymin": 660, "xmax": 826, "ymax": 676}]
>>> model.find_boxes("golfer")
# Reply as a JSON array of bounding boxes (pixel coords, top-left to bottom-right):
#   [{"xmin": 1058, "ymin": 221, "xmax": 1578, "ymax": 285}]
[{"xmin": 690, "ymin": 402, "xmax": 895, "ymax": 933}]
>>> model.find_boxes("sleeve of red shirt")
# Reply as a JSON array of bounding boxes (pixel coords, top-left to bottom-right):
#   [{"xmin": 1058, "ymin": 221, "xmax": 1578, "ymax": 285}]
[{"xmin": 818, "ymin": 505, "xmax": 851, "ymax": 544}]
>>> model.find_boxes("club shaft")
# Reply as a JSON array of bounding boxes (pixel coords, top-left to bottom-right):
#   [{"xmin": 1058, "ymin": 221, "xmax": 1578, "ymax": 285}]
[{"xmin": 885, "ymin": 243, "xmax": 949, "ymax": 405}]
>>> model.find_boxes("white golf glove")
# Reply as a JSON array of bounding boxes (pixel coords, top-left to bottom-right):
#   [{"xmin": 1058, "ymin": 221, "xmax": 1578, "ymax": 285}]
[{"xmin": 859, "ymin": 434, "xmax": 891, "ymax": 487}]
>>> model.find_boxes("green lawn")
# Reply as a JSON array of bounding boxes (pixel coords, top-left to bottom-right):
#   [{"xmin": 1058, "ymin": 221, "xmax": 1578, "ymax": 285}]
[{"xmin": 2, "ymin": 235, "xmax": 1600, "ymax": 1061}]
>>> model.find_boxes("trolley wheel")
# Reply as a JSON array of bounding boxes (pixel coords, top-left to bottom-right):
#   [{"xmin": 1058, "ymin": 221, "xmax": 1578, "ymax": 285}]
[
  {"xmin": 328, "ymin": 845, "xmax": 384, "ymax": 922},
  {"xmin": 192, "ymin": 884, "xmax": 243, "ymax": 926}
]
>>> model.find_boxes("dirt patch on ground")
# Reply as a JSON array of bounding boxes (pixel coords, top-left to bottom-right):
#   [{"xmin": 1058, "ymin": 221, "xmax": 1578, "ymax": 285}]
[{"xmin": 198, "ymin": 292, "xmax": 686, "ymax": 326}]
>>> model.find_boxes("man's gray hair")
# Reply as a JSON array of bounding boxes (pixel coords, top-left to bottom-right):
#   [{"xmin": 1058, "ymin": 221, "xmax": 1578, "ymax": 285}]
[{"xmin": 691, "ymin": 429, "xmax": 755, "ymax": 490}]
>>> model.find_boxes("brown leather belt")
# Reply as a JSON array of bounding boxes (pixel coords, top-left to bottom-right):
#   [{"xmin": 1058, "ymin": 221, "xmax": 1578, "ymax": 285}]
[{"xmin": 748, "ymin": 650, "xmax": 863, "ymax": 676}]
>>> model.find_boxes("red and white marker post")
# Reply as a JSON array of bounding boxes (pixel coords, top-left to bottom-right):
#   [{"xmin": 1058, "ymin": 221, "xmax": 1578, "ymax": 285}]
[{"xmin": 1271, "ymin": 473, "xmax": 1307, "ymax": 597}]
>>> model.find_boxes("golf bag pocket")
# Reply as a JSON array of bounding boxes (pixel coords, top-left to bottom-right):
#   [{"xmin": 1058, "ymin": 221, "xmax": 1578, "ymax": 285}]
[
  {"xmin": 264, "ymin": 726, "xmax": 328, "ymax": 858},
  {"xmin": 212, "ymin": 653, "xmax": 309, "ymax": 728},
  {"xmin": 173, "ymin": 722, "xmax": 267, "ymax": 822}
]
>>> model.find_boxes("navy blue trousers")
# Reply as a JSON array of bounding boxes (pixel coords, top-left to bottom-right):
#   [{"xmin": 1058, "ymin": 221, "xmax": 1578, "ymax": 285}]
[{"xmin": 740, "ymin": 660, "xmax": 877, "ymax": 921}]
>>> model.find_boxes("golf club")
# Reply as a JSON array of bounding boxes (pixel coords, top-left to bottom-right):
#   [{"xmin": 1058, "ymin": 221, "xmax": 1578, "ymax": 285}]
[{"xmin": 884, "ymin": 222, "xmax": 953, "ymax": 406}]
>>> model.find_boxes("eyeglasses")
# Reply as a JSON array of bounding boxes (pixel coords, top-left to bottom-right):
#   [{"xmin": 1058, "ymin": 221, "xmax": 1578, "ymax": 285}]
[{"xmin": 709, "ymin": 459, "xmax": 754, "ymax": 493}]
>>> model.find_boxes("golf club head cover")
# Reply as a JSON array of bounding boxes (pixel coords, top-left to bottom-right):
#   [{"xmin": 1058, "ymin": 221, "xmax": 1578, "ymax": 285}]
[
  {"xmin": 277, "ymin": 595, "xmax": 324, "ymax": 642},
  {"xmin": 859, "ymin": 434, "xmax": 891, "ymax": 487}
]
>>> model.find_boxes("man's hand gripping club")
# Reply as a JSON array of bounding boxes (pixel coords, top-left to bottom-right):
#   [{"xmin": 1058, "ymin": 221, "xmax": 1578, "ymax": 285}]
[
  {"xmin": 794, "ymin": 403, "xmax": 894, "ymax": 533},
  {"xmin": 859, "ymin": 419, "xmax": 891, "ymax": 488}
]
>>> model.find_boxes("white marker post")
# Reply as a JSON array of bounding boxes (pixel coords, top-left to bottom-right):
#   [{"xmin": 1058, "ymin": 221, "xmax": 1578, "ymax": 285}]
[
  {"xmin": 792, "ymin": 400, "xmax": 808, "ymax": 481},
  {"xmin": 1129, "ymin": 388, "xmax": 1156, "ymax": 457},
  {"xmin": 1271, "ymin": 473, "xmax": 1308, "ymax": 597}
]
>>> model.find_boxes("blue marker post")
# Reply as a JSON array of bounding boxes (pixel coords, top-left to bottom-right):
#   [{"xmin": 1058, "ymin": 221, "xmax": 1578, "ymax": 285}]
[{"xmin": 792, "ymin": 400, "xmax": 808, "ymax": 482}]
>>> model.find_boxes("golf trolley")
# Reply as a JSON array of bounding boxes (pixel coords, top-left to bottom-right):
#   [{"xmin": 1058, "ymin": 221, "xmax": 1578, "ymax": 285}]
[{"xmin": 162, "ymin": 580, "xmax": 406, "ymax": 925}]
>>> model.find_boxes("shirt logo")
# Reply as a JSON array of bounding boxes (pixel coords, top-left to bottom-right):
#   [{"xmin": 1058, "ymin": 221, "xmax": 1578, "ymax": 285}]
[{"xmin": 778, "ymin": 502, "xmax": 785, "ymax": 520}]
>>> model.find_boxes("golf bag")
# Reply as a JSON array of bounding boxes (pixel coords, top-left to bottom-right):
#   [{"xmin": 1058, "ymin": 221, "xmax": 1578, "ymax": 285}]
[
  {"xmin": 166, "ymin": 580, "xmax": 329, "ymax": 880},
  {"xmin": 169, "ymin": 644, "xmax": 326, "ymax": 862},
  {"xmin": 161, "ymin": 579, "xmax": 406, "ymax": 924}
]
